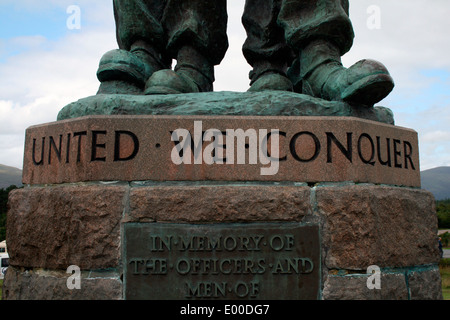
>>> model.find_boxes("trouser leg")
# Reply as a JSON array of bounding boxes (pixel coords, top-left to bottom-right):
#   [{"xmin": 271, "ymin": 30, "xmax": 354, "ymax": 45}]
[
  {"xmin": 163, "ymin": 0, "xmax": 228, "ymax": 67},
  {"xmin": 97, "ymin": 0, "xmax": 171, "ymax": 94},
  {"xmin": 242, "ymin": 0, "xmax": 295, "ymax": 85},
  {"xmin": 114, "ymin": 0, "xmax": 228, "ymax": 73},
  {"xmin": 145, "ymin": 0, "xmax": 228, "ymax": 94},
  {"xmin": 114, "ymin": 0, "xmax": 165, "ymax": 50},
  {"xmin": 114, "ymin": 0, "xmax": 171, "ymax": 69},
  {"xmin": 278, "ymin": 0, "xmax": 353, "ymax": 89},
  {"xmin": 279, "ymin": 0, "xmax": 393, "ymax": 106},
  {"xmin": 278, "ymin": 0, "xmax": 354, "ymax": 54}
]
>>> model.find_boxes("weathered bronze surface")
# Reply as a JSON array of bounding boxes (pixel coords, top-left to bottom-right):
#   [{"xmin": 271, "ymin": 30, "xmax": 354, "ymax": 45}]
[
  {"xmin": 95, "ymin": 0, "xmax": 394, "ymax": 108},
  {"xmin": 124, "ymin": 223, "xmax": 321, "ymax": 300}
]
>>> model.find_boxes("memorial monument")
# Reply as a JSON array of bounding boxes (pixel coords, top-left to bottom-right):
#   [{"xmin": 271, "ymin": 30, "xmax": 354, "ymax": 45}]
[{"xmin": 3, "ymin": 0, "xmax": 442, "ymax": 300}]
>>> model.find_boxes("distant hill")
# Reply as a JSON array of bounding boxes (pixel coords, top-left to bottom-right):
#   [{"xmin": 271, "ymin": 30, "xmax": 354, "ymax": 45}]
[
  {"xmin": 0, "ymin": 164, "xmax": 22, "ymax": 189},
  {"xmin": 421, "ymin": 167, "xmax": 450, "ymax": 200}
]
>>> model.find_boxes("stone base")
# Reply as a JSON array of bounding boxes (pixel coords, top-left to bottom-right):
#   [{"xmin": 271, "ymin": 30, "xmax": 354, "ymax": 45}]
[
  {"xmin": 3, "ymin": 99, "xmax": 441, "ymax": 300},
  {"xmin": 3, "ymin": 182, "xmax": 442, "ymax": 300}
]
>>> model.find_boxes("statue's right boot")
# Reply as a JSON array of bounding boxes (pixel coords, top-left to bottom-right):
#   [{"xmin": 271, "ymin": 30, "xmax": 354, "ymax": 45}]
[
  {"xmin": 96, "ymin": 41, "xmax": 169, "ymax": 95},
  {"xmin": 298, "ymin": 39, "xmax": 395, "ymax": 106}
]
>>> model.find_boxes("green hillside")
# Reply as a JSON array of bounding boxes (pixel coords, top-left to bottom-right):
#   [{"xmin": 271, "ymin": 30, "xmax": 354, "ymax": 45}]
[
  {"xmin": 421, "ymin": 167, "xmax": 450, "ymax": 200},
  {"xmin": 0, "ymin": 164, "xmax": 22, "ymax": 189}
]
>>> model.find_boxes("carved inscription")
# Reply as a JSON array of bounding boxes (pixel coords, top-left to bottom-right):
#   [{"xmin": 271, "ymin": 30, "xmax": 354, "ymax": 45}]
[
  {"xmin": 30, "ymin": 127, "xmax": 416, "ymax": 170},
  {"xmin": 124, "ymin": 223, "xmax": 320, "ymax": 300},
  {"xmin": 22, "ymin": 116, "xmax": 421, "ymax": 187}
]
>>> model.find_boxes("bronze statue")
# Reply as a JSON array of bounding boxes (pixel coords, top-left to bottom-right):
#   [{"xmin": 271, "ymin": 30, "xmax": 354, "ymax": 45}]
[
  {"xmin": 97, "ymin": 0, "xmax": 228, "ymax": 95},
  {"xmin": 97, "ymin": 0, "xmax": 394, "ymax": 107}
]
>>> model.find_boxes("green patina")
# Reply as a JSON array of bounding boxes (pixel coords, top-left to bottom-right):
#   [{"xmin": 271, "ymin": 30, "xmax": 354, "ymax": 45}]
[
  {"xmin": 66, "ymin": 0, "xmax": 396, "ymax": 120},
  {"xmin": 58, "ymin": 91, "xmax": 394, "ymax": 124}
]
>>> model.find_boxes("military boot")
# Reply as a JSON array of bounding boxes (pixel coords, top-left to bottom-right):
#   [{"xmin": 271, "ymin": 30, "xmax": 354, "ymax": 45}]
[
  {"xmin": 299, "ymin": 39, "xmax": 394, "ymax": 106},
  {"xmin": 248, "ymin": 60, "xmax": 293, "ymax": 92},
  {"xmin": 145, "ymin": 46, "xmax": 214, "ymax": 95},
  {"xmin": 97, "ymin": 40, "xmax": 170, "ymax": 94}
]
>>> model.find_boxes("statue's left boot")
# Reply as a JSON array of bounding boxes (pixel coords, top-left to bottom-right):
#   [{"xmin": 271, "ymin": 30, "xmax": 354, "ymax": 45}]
[
  {"xmin": 299, "ymin": 39, "xmax": 394, "ymax": 106},
  {"xmin": 96, "ymin": 40, "xmax": 170, "ymax": 95},
  {"xmin": 145, "ymin": 46, "xmax": 214, "ymax": 94}
]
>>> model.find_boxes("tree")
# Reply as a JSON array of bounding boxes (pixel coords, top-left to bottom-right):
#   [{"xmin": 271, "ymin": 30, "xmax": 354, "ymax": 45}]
[
  {"xmin": 437, "ymin": 199, "xmax": 450, "ymax": 229},
  {"xmin": 0, "ymin": 185, "xmax": 18, "ymax": 241},
  {"xmin": 441, "ymin": 232, "xmax": 450, "ymax": 247}
]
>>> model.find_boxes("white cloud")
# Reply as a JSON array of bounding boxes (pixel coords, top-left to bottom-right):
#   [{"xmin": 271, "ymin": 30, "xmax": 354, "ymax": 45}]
[
  {"xmin": 419, "ymin": 130, "xmax": 450, "ymax": 170},
  {"xmin": 0, "ymin": 3, "xmax": 117, "ymax": 168},
  {"xmin": 342, "ymin": 0, "xmax": 450, "ymax": 171},
  {"xmin": 422, "ymin": 131, "xmax": 450, "ymax": 143}
]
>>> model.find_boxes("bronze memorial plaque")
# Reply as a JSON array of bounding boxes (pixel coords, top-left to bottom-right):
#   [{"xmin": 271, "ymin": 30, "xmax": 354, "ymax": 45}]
[{"xmin": 124, "ymin": 223, "xmax": 320, "ymax": 300}]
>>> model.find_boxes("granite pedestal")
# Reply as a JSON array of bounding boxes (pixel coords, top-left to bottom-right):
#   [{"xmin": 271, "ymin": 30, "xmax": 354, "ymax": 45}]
[{"xmin": 2, "ymin": 92, "xmax": 442, "ymax": 300}]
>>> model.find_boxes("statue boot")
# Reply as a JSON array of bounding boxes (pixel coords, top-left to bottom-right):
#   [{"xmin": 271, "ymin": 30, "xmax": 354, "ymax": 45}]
[
  {"xmin": 248, "ymin": 60, "xmax": 293, "ymax": 92},
  {"xmin": 97, "ymin": 41, "xmax": 169, "ymax": 94},
  {"xmin": 298, "ymin": 39, "xmax": 394, "ymax": 106},
  {"xmin": 145, "ymin": 46, "xmax": 214, "ymax": 95}
]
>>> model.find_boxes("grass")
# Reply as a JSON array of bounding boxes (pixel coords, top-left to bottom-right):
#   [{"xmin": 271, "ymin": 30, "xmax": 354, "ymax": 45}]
[{"xmin": 440, "ymin": 259, "xmax": 450, "ymax": 300}]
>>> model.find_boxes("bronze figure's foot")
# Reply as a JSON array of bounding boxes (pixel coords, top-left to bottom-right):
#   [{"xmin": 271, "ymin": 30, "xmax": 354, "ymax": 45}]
[
  {"xmin": 96, "ymin": 49, "xmax": 153, "ymax": 94},
  {"xmin": 96, "ymin": 40, "xmax": 170, "ymax": 95},
  {"xmin": 336, "ymin": 60, "xmax": 394, "ymax": 106},
  {"xmin": 145, "ymin": 46, "xmax": 214, "ymax": 95},
  {"xmin": 303, "ymin": 59, "xmax": 395, "ymax": 106},
  {"xmin": 248, "ymin": 72, "xmax": 293, "ymax": 92},
  {"xmin": 300, "ymin": 40, "xmax": 394, "ymax": 106},
  {"xmin": 144, "ymin": 69, "xmax": 200, "ymax": 95}
]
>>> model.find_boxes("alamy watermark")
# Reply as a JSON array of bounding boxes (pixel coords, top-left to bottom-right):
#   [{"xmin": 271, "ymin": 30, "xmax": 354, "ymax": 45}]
[
  {"xmin": 366, "ymin": 265, "xmax": 381, "ymax": 290},
  {"xmin": 67, "ymin": 5, "xmax": 81, "ymax": 30},
  {"xmin": 170, "ymin": 121, "xmax": 281, "ymax": 176},
  {"xmin": 67, "ymin": 265, "xmax": 81, "ymax": 290},
  {"xmin": 367, "ymin": 5, "xmax": 381, "ymax": 30},
  {"xmin": 65, "ymin": 5, "xmax": 381, "ymax": 32}
]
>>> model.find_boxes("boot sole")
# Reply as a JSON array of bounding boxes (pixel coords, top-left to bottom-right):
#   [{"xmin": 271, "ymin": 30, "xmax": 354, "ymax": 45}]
[
  {"xmin": 145, "ymin": 86, "xmax": 184, "ymax": 95},
  {"xmin": 341, "ymin": 73, "xmax": 395, "ymax": 107}
]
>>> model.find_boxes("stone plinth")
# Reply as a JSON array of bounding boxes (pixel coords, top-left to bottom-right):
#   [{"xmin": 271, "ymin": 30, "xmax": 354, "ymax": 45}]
[
  {"xmin": 23, "ymin": 115, "xmax": 419, "ymax": 186},
  {"xmin": 3, "ymin": 182, "xmax": 441, "ymax": 300},
  {"xmin": 2, "ymin": 92, "xmax": 442, "ymax": 300}
]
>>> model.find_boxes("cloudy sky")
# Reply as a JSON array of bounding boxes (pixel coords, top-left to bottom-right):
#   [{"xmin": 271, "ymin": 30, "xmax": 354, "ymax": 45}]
[{"xmin": 0, "ymin": 0, "xmax": 449, "ymax": 171}]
